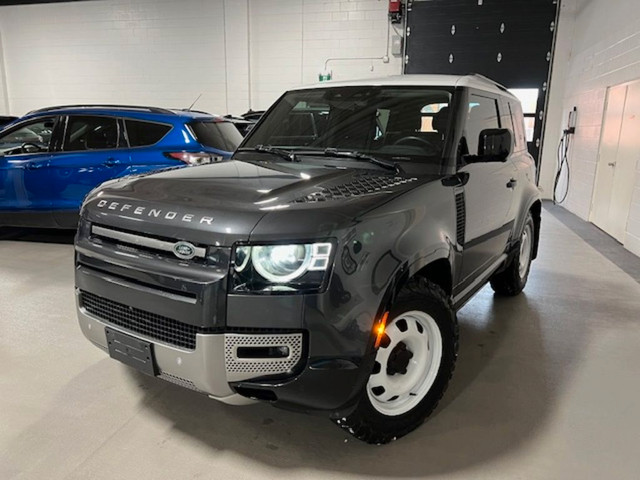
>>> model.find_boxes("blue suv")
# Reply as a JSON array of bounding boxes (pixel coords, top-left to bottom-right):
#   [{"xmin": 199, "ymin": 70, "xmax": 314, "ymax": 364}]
[{"xmin": 0, "ymin": 105, "xmax": 243, "ymax": 228}]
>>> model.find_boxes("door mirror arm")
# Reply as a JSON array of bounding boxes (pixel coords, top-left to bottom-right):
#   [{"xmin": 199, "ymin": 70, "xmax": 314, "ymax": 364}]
[{"xmin": 441, "ymin": 171, "xmax": 470, "ymax": 187}]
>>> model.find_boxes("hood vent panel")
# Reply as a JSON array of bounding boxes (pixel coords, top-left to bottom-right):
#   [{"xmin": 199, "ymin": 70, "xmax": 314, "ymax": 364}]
[{"xmin": 293, "ymin": 175, "xmax": 417, "ymax": 203}]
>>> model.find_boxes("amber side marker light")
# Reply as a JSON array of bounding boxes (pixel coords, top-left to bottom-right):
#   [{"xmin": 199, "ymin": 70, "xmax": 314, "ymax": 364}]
[{"xmin": 374, "ymin": 311, "xmax": 390, "ymax": 348}]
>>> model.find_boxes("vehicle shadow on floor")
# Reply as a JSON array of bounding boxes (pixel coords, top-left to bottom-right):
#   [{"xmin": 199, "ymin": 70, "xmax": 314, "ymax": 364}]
[
  {"xmin": 0, "ymin": 227, "xmax": 75, "ymax": 244},
  {"xmin": 131, "ymin": 276, "xmax": 592, "ymax": 477}
]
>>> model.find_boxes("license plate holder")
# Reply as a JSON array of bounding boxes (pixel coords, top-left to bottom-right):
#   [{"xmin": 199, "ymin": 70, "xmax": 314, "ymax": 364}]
[{"xmin": 106, "ymin": 327, "xmax": 157, "ymax": 376}]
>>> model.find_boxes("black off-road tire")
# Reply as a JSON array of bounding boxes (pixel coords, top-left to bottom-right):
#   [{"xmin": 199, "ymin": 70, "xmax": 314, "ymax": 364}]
[
  {"xmin": 490, "ymin": 212, "xmax": 535, "ymax": 296},
  {"xmin": 332, "ymin": 278, "xmax": 458, "ymax": 444}
]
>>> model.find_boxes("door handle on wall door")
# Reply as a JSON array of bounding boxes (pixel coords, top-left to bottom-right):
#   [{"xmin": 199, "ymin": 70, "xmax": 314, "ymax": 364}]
[
  {"xmin": 506, "ymin": 178, "xmax": 517, "ymax": 189},
  {"xmin": 607, "ymin": 162, "xmax": 616, "ymax": 167}
]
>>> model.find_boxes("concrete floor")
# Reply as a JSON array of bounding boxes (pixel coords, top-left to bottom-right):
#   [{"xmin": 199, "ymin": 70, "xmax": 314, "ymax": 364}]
[{"xmin": 1, "ymin": 210, "xmax": 640, "ymax": 480}]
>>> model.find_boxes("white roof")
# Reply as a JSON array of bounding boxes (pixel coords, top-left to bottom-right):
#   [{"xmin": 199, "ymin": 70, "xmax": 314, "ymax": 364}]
[{"xmin": 292, "ymin": 74, "xmax": 517, "ymax": 100}]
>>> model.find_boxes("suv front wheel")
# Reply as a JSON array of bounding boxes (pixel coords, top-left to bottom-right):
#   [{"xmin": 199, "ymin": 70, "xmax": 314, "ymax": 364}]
[{"xmin": 333, "ymin": 278, "xmax": 458, "ymax": 444}]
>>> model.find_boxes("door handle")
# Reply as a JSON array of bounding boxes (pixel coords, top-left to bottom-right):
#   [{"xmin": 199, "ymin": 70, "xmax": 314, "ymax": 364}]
[
  {"xmin": 26, "ymin": 162, "xmax": 45, "ymax": 170},
  {"xmin": 506, "ymin": 178, "xmax": 517, "ymax": 189},
  {"xmin": 103, "ymin": 158, "xmax": 121, "ymax": 167},
  {"xmin": 607, "ymin": 162, "xmax": 616, "ymax": 167}
]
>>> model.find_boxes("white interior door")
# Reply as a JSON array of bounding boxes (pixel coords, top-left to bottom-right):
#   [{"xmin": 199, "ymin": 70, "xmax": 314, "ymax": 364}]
[{"xmin": 591, "ymin": 81, "xmax": 640, "ymax": 242}]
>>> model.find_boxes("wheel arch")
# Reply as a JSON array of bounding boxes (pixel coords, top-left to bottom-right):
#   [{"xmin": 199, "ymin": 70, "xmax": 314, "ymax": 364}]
[
  {"xmin": 377, "ymin": 250, "xmax": 454, "ymax": 319},
  {"xmin": 529, "ymin": 199, "xmax": 542, "ymax": 260}
]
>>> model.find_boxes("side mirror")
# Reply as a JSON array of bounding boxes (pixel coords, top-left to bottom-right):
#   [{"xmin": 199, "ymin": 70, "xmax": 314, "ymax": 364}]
[
  {"xmin": 463, "ymin": 128, "xmax": 513, "ymax": 164},
  {"xmin": 21, "ymin": 143, "xmax": 42, "ymax": 154},
  {"xmin": 479, "ymin": 128, "xmax": 512, "ymax": 160}
]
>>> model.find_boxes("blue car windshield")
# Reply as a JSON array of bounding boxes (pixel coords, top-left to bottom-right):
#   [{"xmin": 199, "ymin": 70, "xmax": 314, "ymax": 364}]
[{"xmin": 242, "ymin": 86, "xmax": 453, "ymax": 169}]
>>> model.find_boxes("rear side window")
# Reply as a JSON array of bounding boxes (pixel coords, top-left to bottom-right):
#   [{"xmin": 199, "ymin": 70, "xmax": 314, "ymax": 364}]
[
  {"xmin": 508, "ymin": 102, "xmax": 527, "ymax": 151},
  {"xmin": 64, "ymin": 116, "xmax": 118, "ymax": 151},
  {"xmin": 190, "ymin": 121, "xmax": 242, "ymax": 151},
  {"xmin": 125, "ymin": 119, "xmax": 172, "ymax": 147}
]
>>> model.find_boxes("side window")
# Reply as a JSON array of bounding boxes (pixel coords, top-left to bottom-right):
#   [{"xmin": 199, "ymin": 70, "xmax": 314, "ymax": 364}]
[
  {"xmin": 0, "ymin": 117, "xmax": 56, "ymax": 153},
  {"xmin": 500, "ymin": 98, "xmax": 515, "ymax": 134},
  {"xmin": 465, "ymin": 95, "xmax": 500, "ymax": 155},
  {"xmin": 64, "ymin": 116, "xmax": 118, "ymax": 151},
  {"xmin": 509, "ymin": 102, "xmax": 527, "ymax": 151},
  {"xmin": 125, "ymin": 119, "xmax": 172, "ymax": 147},
  {"xmin": 375, "ymin": 108, "xmax": 390, "ymax": 140}
]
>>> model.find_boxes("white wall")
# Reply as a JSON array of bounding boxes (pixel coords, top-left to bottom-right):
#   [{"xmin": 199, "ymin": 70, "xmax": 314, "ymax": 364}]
[
  {"xmin": 0, "ymin": 0, "xmax": 231, "ymax": 115},
  {"xmin": 0, "ymin": 0, "xmax": 401, "ymax": 116},
  {"xmin": 540, "ymin": 0, "xmax": 640, "ymax": 257},
  {"xmin": 0, "ymin": 29, "xmax": 9, "ymax": 113},
  {"xmin": 249, "ymin": 0, "xmax": 402, "ymax": 109},
  {"xmin": 538, "ymin": 0, "xmax": 577, "ymax": 200}
]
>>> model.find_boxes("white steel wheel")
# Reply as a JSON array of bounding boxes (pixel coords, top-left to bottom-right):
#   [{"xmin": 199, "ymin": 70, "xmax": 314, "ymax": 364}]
[
  {"xmin": 518, "ymin": 221, "xmax": 533, "ymax": 281},
  {"xmin": 367, "ymin": 310, "xmax": 443, "ymax": 417}
]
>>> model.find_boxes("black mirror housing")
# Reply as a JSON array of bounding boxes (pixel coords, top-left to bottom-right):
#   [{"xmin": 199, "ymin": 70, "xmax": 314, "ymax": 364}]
[{"xmin": 478, "ymin": 128, "xmax": 512, "ymax": 161}]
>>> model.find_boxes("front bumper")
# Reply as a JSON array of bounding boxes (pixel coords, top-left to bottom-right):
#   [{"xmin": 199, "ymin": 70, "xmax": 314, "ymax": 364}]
[
  {"xmin": 77, "ymin": 290, "xmax": 371, "ymax": 414},
  {"xmin": 77, "ymin": 293, "xmax": 305, "ymax": 405}
]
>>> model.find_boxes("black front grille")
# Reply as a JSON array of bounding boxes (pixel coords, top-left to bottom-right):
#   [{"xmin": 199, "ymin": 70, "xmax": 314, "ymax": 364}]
[
  {"xmin": 293, "ymin": 175, "xmax": 417, "ymax": 203},
  {"xmin": 80, "ymin": 291, "xmax": 217, "ymax": 349}
]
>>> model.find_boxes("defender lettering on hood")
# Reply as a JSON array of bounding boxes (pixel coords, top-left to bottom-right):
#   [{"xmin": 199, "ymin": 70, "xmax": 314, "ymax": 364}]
[{"xmin": 95, "ymin": 200, "xmax": 214, "ymax": 225}]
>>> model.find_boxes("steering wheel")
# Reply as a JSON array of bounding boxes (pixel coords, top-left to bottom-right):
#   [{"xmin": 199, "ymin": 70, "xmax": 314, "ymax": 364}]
[
  {"xmin": 393, "ymin": 136, "xmax": 435, "ymax": 150},
  {"xmin": 20, "ymin": 142, "xmax": 44, "ymax": 154}
]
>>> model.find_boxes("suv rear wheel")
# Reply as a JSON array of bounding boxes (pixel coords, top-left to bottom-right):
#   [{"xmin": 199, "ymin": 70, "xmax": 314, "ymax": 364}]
[
  {"xmin": 333, "ymin": 278, "xmax": 458, "ymax": 444},
  {"xmin": 490, "ymin": 212, "xmax": 535, "ymax": 296}
]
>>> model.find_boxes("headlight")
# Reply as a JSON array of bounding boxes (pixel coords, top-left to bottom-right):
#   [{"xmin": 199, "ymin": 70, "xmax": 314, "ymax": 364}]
[
  {"xmin": 234, "ymin": 246, "xmax": 251, "ymax": 272},
  {"xmin": 232, "ymin": 242, "xmax": 333, "ymax": 293},
  {"xmin": 252, "ymin": 244, "xmax": 312, "ymax": 282}
]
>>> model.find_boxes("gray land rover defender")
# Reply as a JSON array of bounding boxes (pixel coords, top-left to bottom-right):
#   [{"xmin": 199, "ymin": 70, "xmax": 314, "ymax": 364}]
[{"xmin": 75, "ymin": 74, "xmax": 541, "ymax": 444}]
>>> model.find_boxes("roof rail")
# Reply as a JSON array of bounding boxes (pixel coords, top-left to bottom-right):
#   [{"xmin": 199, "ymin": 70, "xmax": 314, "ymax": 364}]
[
  {"xmin": 467, "ymin": 73, "xmax": 510, "ymax": 92},
  {"xmin": 25, "ymin": 104, "xmax": 177, "ymax": 115}
]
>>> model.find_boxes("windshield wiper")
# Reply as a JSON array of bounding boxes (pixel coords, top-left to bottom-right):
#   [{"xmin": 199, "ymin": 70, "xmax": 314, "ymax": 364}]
[
  {"xmin": 297, "ymin": 148, "xmax": 402, "ymax": 173},
  {"xmin": 237, "ymin": 145, "xmax": 298, "ymax": 162}
]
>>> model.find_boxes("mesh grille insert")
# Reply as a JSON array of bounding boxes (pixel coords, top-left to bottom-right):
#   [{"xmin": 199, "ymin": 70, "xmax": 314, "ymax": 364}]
[
  {"xmin": 455, "ymin": 192, "xmax": 466, "ymax": 245},
  {"xmin": 224, "ymin": 333, "xmax": 304, "ymax": 377},
  {"xmin": 293, "ymin": 175, "xmax": 417, "ymax": 203},
  {"xmin": 80, "ymin": 291, "xmax": 217, "ymax": 350}
]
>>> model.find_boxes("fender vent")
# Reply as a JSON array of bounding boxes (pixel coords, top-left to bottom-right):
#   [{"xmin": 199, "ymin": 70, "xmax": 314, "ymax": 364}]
[
  {"xmin": 293, "ymin": 175, "xmax": 417, "ymax": 203},
  {"xmin": 455, "ymin": 192, "xmax": 465, "ymax": 246}
]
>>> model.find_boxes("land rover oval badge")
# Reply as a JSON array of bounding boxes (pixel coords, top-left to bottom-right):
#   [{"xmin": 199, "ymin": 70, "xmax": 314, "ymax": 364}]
[{"xmin": 173, "ymin": 241, "xmax": 196, "ymax": 260}]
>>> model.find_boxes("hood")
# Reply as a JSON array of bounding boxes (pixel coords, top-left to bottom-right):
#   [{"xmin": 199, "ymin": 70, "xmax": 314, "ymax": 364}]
[{"xmin": 82, "ymin": 159, "xmax": 436, "ymax": 246}]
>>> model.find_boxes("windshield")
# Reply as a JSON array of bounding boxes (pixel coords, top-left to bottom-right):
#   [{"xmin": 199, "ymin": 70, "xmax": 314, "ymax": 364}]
[{"xmin": 241, "ymin": 86, "xmax": 454, "ymax": 171}]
